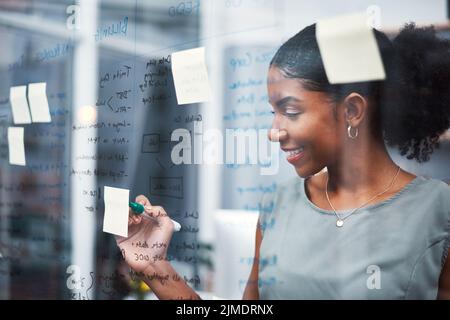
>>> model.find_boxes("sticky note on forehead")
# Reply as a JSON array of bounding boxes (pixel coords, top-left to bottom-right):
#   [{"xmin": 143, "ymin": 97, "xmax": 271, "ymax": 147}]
[
  {"xmin": 103, "ymin": 186, "xmax": 129, "ymax": 237},
  {"xmin": 316, "ymin": 12, "xmax": 385, "ymax": 84},
  {"xmin": 171, "ymin": 47, "xmax": 212, "ymax": 105}
]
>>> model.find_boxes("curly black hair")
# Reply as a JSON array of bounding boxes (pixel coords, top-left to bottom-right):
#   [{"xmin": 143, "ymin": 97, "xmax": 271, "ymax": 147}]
[{"xmin": 270, "ymin": 23, "xmax": 450, "ymax": 162}]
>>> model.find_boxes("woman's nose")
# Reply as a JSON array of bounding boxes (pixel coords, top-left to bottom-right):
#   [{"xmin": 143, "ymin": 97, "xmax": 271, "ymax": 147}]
[{"xmin": 268, "ymin": 128, "xmax": 288, "ymax": 142}]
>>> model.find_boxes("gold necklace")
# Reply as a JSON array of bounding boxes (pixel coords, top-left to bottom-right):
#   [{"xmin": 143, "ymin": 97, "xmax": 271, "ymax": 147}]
[{"xmin": 325, "ymin": 166, "xmax": 401, "ymax": 228}]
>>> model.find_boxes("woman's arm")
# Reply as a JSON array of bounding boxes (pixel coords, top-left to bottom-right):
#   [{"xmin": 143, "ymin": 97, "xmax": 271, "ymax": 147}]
[
  {"xmin": 140, "ymin": 261, "xmax": 201, "ymax": 300},
  {"xmin": 438, "ymin": 250, "xmax": 450, "ymax": 299},
  {"xmin": 242, "ymin": 222, "xmax": 262, "ymax": 300},
  {"xmin": 146, "ymin": 220, "xmax": 264, "ymax": 300},
  {"xmin": 116, "ymin": 195, "xmax": 201, "ymax": 300}
]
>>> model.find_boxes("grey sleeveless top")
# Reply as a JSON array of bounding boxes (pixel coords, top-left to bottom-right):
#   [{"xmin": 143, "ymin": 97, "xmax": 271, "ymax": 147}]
[{"xmin": 258, "ymin": 176, "xmax": 450, "ymax": 299}]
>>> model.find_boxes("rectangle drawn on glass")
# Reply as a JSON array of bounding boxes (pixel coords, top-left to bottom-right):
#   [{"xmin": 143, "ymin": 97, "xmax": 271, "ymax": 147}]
[{"xmin": 150, "ymin": 176, "xmax": 183, "ymax": 199}]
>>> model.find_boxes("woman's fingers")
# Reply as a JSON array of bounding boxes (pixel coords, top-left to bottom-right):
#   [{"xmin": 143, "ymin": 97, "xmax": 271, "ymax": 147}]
[
  {"xmin": 136, "ymin": 194, "xmax": 151, "ymax": 207},
  {"xmin": 143, "ymin": 205, "xmax": 174, "ymax": 231},
  {"xmin": 128, "ymin": 208, "xmax": 143, "ymax": 226},
  {"xmin": 128, "ymin": 195, "xmax": 171, "ymax": 230},
  {"xmin": 124, "ymin": 194, "xmax": 151, "ymax": 226},
  {"xmin": 131, "ymin": 214, "xmax": 142, "ymax": 224},
  {"xmin": 144, "ymin": 205, "xmax": 167, "ymax": 218}
]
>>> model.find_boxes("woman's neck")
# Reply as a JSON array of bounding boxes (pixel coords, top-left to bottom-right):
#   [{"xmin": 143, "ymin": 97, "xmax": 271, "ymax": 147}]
[{"xmin": 326, "ymin": 140, "xmax": 399, "ymax": 196}]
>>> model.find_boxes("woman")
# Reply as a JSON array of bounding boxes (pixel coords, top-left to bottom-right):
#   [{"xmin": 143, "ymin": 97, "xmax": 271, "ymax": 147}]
[{"xmin": 116, "ymin": 23, "xmax": 450, "ymax": 299}]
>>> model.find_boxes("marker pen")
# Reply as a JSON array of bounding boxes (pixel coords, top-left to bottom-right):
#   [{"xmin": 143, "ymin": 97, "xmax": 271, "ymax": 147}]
[{"xmin": 129, "ymin": 201, "xmax": 181, "ymax": 232}]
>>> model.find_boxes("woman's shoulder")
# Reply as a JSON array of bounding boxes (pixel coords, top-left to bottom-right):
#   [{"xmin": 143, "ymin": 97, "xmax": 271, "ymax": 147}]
[
  {"xmin": 259, "ymin": 176, "xmax": 304, "ymax": 214},
  {"xmin": 276, "ymin": 175, "xmax": 305, "ymax": 194},
  {"xmin": 258, "ymin": 176, "xmax": 304, "ymax": 236},
  {"xmin": 409, "ymin": 176, "xmax": 450, "ymax": 228},
  {"xmin": 268, "ymin": 173, "xmax": 326, "ymax": 205},
  {"xmin": 413, "ymin": 175, "xmax": 450, "ymax": 199}
]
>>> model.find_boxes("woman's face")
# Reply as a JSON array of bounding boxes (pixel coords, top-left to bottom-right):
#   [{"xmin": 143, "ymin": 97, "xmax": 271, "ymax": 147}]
[{"xmin": 268, "ymin": 67, "xmax": 342, "ymax": 178}]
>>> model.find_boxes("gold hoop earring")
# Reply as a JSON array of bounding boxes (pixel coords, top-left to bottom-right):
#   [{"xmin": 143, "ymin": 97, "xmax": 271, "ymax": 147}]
[{"xmin": 347, "ymin": 125, "xmax": 358, "ymax": 139}]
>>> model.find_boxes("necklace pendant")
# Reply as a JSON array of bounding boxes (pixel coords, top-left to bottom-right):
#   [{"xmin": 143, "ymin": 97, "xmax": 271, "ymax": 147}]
[{"xmin": 336, "ymin": 220, "xmax": 344, "ymax": 227}]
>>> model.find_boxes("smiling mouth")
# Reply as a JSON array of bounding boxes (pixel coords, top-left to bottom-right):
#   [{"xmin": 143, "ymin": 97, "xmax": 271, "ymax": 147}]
[{"xmin": 284, "ymin": 147, "xmax": 305, "ymax": 163}]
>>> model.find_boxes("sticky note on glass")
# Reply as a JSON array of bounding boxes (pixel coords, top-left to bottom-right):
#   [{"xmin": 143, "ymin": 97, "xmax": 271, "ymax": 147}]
[
  {"xmin": 103, "ymin": 186, "xmax": 129, "ymax": 237},
  {"xmin": 316, "ymin": 12, "xmax": 385, "ymax": 84},
  {"xmin": 28, "ymin": 82, "xmax": 51, "ymax": 123},
  {"xmin": 9, "ymin": 86, "xmax": 31, "ymax": 124},
  {"xmin": 8, "ymin": 127, "xmax": 26, "ymax": 166},
  {"xmin": 171, "ymin": 47, "xmax": 212, "ymax": 105}
]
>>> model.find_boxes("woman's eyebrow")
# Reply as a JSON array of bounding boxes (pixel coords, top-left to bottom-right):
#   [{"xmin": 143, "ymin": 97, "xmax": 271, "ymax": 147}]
[{"xmin": 272, "ymin": 96, "xmax": 303, "ymax": 108}]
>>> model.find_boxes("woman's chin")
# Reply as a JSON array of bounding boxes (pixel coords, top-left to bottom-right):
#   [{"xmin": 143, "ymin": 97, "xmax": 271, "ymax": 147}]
[
  {"xmin": 294, "ymin": 164, "xmax": 324, "ymax": 179},
  {"xmin": 294, "ymin": 166, "xmax": 310, "ymax": 178}
]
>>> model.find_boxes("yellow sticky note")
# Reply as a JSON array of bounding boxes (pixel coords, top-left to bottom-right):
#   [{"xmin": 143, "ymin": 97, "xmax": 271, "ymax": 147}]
[
  {"xmin": 103, "ymin": 186, "xmax": 129, "ymax": 237},
  {"xmin": 8, "ymin": 127, "xmax": 26, "ymax": 166},
  {"xmin": 28, "ymin": 82, "xmax": 52, "ymax": 123},
  {"xmin": 316, "ymin": 12, "xmax": 385, "ymax": 84},
  {"xmin": 9, "ymin": 86, "xmax": 31, "ymax": 124},
  {"xmin": 171, "ymin": 47, "xmax": 212, "ymax": 105}
]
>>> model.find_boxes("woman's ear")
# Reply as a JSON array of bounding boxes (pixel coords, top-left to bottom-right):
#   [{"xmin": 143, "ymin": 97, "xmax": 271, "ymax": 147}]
[{"xmin": 343, "ymin": 93, "xmax": 368, "ymax": 127}]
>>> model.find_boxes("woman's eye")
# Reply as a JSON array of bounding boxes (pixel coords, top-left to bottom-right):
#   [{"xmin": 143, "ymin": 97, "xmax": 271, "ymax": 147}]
[
  {"xmin": 270, "ymin": 110, "xmax": 301, "ymax": 118},
  {"xmin": 284, "ymin": 112, "xmax": 301, "ymax": 118}
]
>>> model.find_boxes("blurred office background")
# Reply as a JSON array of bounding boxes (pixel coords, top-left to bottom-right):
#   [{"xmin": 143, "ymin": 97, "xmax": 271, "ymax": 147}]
[{"xmin": 0, "ymin": 0, "xmax": 449, "ymax": 299}]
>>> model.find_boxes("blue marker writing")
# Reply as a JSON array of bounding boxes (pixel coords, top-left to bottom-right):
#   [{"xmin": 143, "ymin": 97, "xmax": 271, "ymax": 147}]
[{"xmin": 129, "ymin": 201, "xmax": 181, "ymax": 232}]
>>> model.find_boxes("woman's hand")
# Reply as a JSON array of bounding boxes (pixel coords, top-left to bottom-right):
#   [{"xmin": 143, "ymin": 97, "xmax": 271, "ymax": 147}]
[{"xmin": 115, "ymin": 195, "xmax": 175, "ymax": 273}]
